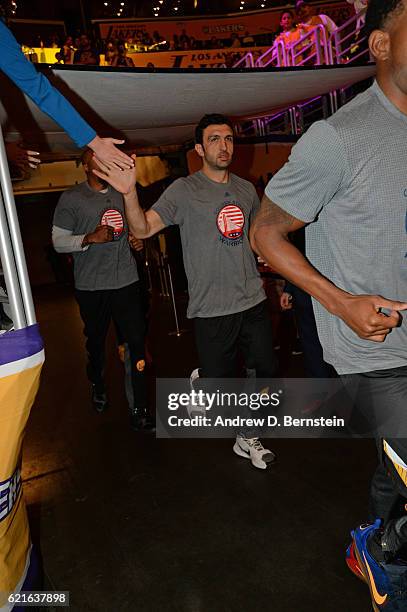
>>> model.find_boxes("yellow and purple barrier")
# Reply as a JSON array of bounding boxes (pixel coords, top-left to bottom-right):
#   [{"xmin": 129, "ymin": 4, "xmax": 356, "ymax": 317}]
[
  {"xmin": 0, "ymin": 326, "xmax": 44, "ymax": 610},
  {"xmin": 0, "ymin": 121, "xmax": 43, "ymax": 609}
]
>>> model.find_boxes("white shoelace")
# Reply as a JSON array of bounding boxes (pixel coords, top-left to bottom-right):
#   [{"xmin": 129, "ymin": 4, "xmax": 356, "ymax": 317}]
[{"xmin": 245, "ymin": 438, "xmax": 264, "ymax": 451}]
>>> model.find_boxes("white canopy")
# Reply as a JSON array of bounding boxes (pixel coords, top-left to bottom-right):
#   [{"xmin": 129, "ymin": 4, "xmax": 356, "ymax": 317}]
[{"xmin": 0, "ymin": 64, "xmax": 376, "ymax": 152}]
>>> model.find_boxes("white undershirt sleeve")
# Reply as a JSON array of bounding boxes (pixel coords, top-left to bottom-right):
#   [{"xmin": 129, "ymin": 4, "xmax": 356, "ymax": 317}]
[{"xmin": 52, "ymin": 225, "xmax": 89, "ymax": 253}]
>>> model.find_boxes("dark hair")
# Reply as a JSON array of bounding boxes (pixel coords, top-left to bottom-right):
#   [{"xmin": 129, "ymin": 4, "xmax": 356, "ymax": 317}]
[
  {"xmin": 195, "ymin": 114, "xmax": 233, "ymax": 145},
  {"xmin": 364, "ymin": 0, "xmax": 405, "ymax": 38},
  {"xmin": 280, "ymin": 9, "xmax": 294, "ymax": 20}
]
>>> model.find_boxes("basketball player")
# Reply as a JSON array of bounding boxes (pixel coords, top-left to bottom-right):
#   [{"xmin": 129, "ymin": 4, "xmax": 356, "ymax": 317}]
[
  {"xmin": 91, "ymin": 114, "xmax": 278, "ymax": 470},
  {"xmin": 52, "ymin": 149, "xmax": 153, "ymax": 431},
  {"xmin": 251, "ymin": 0, "xmax": 407, "ymax": 607}
]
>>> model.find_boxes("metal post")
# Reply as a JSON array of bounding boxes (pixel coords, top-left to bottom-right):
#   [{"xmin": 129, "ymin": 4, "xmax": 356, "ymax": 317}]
[
  {"xmin": 257, "ymin": 119, "xmax": 265, "ymax": 137},
  {"xmin": 166, "ymin": 259, "xmax": 187, "ymax": 337},
  {"xmin": 329, "ymin": 90, "xmax": 339, "ymax": 114},
  {"xmin": 315, "ymin": 28, "xmax": 322, "ymax": 65},
  {"xmin": 161, "ymin": 253, "xmax": 170, "ymax": 296},
  {"xmin": 0, "ymin": 128, "xmax": 36, "ymax": 327},
  {"xmin": 330, "ymin": 32, "xmax": 337, "ymax": 65},
  {"xmin": 0, "ymin": 189, "xmax": 24, "ymax": 328},
  {"xmin": 289, "ymin": 107, "xmax": 298, "ymax": 135},
  {"xmin": 157, "ymin": 253, "xmax": 169, "ymax": 297}
]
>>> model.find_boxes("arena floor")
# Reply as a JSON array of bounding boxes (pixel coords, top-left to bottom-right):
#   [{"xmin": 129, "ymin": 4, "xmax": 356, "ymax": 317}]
[{"xmin": 23, "ymin": 284, "xmax": 376, "ymax": 611}]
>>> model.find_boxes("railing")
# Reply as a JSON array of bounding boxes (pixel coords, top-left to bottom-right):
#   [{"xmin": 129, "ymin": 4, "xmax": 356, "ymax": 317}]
[
  {"xmin": 255, "ymin": 39, "xmax": 286, "ymax": 68},
  {"xmin": 290, "ymin": 24, "xmax": 329, "ymax": 67},
  {"xmin": 233, "ymin": 9, "xmax": 371, "ymax": 139},
  {"xmin": 237, "ymin": 9, "xmax": 368, "ymax": 70},
  {"xmin": 329, "ymin": 9, "xmax": 369, "ymax": 65},
  {"xmin": 232, "ymin": 52, "xmax": 254, "ymax": 68}
]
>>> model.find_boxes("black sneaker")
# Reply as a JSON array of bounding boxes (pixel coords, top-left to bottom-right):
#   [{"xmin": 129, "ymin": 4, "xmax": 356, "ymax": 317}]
[
  {"xmin": 130, "ymin": 409, "xmax": 156, "ymax": 432},
  {"xmin": 91, "ymin": 385, "xmax": 108, "ymax": 413},
  {"xmin": 143, "ymin": 413, "xmax": 156, "ymax": 432},
  {"xmin": 291, "ymin": 338, "xmax": 303, "ymax": 356}
]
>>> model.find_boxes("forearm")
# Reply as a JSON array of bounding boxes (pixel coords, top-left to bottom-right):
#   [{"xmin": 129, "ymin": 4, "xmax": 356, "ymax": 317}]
[
  {"xmin": 52, "ymin": 226, "xmax": 89, "ymax": 253},
  {"xmin": 123, "ymin": 188, "xmax": 150, "ymax": 238},
  {"xmin": 253, "ymin": 226, "xmax": 349, "ymax": 317},
  {"xmin": 25, "ymin": 72, "xmax": 96, "ymax": 147},
  {"xmin": 0, "ymin": 21, "xmax": 96, "ymax": 148}
]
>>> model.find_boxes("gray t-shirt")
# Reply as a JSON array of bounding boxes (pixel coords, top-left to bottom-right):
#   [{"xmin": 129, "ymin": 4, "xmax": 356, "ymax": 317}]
[
  {"xmin": 53, "ymin": 182, "xmax": 138, "ymax": 291},
  {"xmin": 266, "ymin": 81, "xmax": 407, "ymax": 375},
  {"xmin": 152, "ymin": 170, "xmax": 265, "ymax": 318}
]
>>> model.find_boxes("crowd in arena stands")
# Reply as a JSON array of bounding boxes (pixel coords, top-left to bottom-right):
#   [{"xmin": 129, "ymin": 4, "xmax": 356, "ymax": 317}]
[
  {"xmin": 272, "ymin": 1, "xmax": 337, "ymax": 65},
  {"xmin": 21, "ymin": 0, "xmax": 366, "ymax": 68}
]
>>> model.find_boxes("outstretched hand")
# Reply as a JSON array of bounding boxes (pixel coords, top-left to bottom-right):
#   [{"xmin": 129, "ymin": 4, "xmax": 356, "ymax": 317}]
[
  {"xmin": 6, "ymin": 141, "xmax": 40, "ymax": 170},
  {"xmin": 88, "ymin": 135, "xmax": 135, "ymax": 170},
  {"xmin": 92, "ymin": 154, "xmax": 137, "ymax": 194}
]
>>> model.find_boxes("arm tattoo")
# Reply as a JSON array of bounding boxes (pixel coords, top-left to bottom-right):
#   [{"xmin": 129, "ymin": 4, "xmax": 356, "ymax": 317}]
[{"xmin": 254, "ymin": 197, "xmax": 297, "ymax": 232}]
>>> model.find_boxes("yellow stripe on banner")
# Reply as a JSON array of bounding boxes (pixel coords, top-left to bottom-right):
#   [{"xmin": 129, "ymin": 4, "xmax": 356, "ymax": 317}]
[
  {"xmin": 0, "ymin": 364, "xmax": 42, "ymax": 480},
  {"xmin": 0, "ymin": 363, "xmax": 43, "ymax": 599},
  {"xmin": 383, "ymin": 440, "xmax": 407, "ymax": 488}
]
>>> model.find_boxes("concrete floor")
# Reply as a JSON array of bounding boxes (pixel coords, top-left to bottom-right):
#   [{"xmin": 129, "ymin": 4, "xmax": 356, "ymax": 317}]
[{"xmin": 22, "ymin": 284, "xmax": 376, "ymax": 611}]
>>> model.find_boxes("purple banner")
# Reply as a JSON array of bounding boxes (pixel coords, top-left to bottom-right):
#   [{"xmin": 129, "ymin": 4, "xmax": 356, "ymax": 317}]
[{"xmin": 0, "ymin": 324, "xmax": 43, "ymax": 367}]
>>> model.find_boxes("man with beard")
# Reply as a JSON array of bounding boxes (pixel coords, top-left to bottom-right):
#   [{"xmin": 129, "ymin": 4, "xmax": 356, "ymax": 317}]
[
  {"xmin": 73, "ymin": 34, "xmax": 100, "ymax": 66},
  {"xmin": 91, "ymin": 114, "xmax": 278, "ymax": 470},
  {"xmin": 52, "ymin": 149, "xmax": 153, "ymax": 431}
]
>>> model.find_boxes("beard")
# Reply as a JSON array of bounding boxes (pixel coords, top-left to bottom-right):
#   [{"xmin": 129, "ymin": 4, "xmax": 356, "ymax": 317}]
[{"xmin": 204, "ymin": 155, "xmax": 232, "ymax": 171}]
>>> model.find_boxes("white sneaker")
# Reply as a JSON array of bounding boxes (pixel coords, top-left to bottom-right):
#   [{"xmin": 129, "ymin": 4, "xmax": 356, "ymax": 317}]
[
  {"xmin": 186, "ymin": 368, "xmax": 207, "ymax": 418},
  {"xmin": 233, "ymin": 436, "xmax": 276, "ymax": 470},
  {"xmin": 190, "ymin": 368, "xmax": 200, "ymax": 390}
]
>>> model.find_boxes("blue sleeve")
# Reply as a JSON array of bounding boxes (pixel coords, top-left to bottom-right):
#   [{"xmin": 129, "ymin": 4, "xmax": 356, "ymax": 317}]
[{"xmin": 0, "ymin": 20, "xmax": 96, "ymax": 148}]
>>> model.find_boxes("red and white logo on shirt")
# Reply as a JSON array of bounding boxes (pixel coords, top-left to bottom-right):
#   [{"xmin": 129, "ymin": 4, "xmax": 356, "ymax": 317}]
[
  {"xmin": 216, "ymin": 204, "xmax": 245, "ymax": 240},
  {"xmin": 100, "ymin": 208, "xmax": 124, "ymax": 240}
]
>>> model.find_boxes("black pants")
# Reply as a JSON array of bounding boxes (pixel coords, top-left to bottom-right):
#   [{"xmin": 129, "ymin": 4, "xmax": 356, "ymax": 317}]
[
  {"xmin": 193, "ymin": 300, "xmax": 277, "ymax": 378},
  {"xmin": 290, "ymin": 285, "xmax": 335, "ymax": 378},
  {"xmin": 341, "ymin": 366, "xmax": 407, "ymax": 525},
  {"xmin": 193, "ymin": 300, "xmax": 277, "ymax": 437},
  {"xmin": 75, "ymin": 281, "xmax": 147, "ymax": 411}
]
